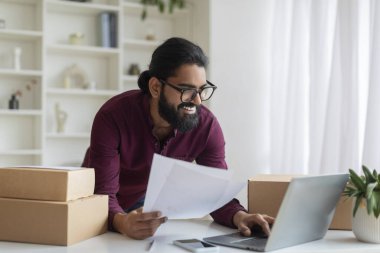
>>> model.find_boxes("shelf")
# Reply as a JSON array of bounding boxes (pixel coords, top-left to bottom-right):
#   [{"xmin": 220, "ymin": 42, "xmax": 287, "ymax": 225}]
[
  {"xmin": 0, "ymin": 0, "xmax": 40, "ymax": 5},
  {"xmin": 123, "ymin": 38, "xmax": 161, "ymax": 48},
  {"xmin": 0, "ymin": 149, "xmax": 42, "ymax": 156},
  {"xmin": 0, "ymin": 109, "xmax": 42, "ymax": 116},
  {"xmin": 0, "ymin": 69, "xmax": 42, "ymax": 77},
  {"xmin": 46, "ymin": 0, "xmax": 119, "ymax": 15},
  {"xmin": 47, "ymin": 87, "xmax": 118, "ymax": 97},
  {"xmin": 0, "ymin": 29, "xmax": 42, "ymax": 40},
  {"xmin": 46, "ymin": 132, "xmax": 90, "ymax": 139},
  {"xmin": 122, "ymin": 1, "xmax": 189, "ymax": 18},
  {"xmin": 47, "ymin": 44, "xmax": 119, "ymax": 57}
]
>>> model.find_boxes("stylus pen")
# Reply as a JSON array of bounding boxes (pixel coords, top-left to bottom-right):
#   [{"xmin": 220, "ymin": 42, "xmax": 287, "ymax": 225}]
[{"xmin": 146, "ymin": 240, "xmax": 155, "ymax": 252}]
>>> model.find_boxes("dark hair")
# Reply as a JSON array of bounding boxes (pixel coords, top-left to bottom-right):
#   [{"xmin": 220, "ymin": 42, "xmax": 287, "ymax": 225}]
[{"xmin": 137, "ymin": 37, "xmax": 208, "ymax": 95}]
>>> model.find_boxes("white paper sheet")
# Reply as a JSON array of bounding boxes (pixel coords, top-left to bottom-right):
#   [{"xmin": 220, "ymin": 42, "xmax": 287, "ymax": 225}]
[{"xmin": 143, "ymin": 154, "xmax": 245, "ymax": 219}]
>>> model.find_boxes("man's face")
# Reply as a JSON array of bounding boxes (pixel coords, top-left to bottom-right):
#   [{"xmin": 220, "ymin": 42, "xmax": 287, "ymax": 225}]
[{"xmin": 158, "ymin": 64, "xmax": 206, "ymax": 132}]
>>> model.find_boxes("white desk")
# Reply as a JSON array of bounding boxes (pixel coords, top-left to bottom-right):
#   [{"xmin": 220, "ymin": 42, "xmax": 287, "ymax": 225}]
[{"xmin": 1, "ymin": 220, "xmax": 380, "ymax": 253}]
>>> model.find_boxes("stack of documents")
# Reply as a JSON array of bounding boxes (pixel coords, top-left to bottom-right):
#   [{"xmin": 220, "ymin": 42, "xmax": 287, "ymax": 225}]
[{"xmin": 144, "ymin": 154, "xmax": 245, "ymax": 219}]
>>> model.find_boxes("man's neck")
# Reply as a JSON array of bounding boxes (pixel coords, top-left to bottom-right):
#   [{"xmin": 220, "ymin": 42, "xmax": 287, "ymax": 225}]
[{"xmin": 150, "ymin": 98, "xmax": 173, "ymax": 141}]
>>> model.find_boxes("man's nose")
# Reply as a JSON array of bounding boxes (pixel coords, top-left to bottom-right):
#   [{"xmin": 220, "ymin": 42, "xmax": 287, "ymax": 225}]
[{"xmin": 192, "ymin": 92, "xmax": 202, "ymax": 105}]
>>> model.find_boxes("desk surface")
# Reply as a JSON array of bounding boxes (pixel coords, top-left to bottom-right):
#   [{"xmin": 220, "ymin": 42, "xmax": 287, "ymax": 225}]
[{"xmin": 1, "ymin": 220, "xmax": 380, "ymax": 253}]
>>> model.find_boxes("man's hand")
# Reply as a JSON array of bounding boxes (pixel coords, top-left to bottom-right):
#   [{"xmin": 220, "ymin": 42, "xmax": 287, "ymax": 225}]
[
  {"xmin": 113, "ymin": 208, "xmax": 167, "ymax": 240},
  {"xmin": 233, "ymin": 211, "xmax": 275, "ymax": 237}
]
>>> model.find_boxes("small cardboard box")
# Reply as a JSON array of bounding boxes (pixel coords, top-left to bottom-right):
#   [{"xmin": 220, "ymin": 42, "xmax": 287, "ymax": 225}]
[
  {"xmin": 248, "ymin": 175, "xmax": 352, "ymax": 230},
  {"xmin": 0, "ymin": 195, "xmax": 108, "ymax": 245},
  {"xmin": 0, "ymin": 167, "xmax": 95, "ymax": 201}
]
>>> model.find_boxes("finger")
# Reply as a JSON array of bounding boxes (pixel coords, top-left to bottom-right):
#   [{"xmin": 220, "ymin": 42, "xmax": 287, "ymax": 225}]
[
  {"xmin": 253, "ymin": 214, "xmax": 271, "ymax": 236},
  {"xmin": 238, "ymin": 223, "xmax": 252, "ymax": 237},
  {"xmin": 133, "ymin": 218, "xmax": 167, "ymax": 239},
  {"xmin": 137, "ymin": 211, "xmax": 162, "ymax": 221},
  {"xmin": 137, "ymin": 216, "xmax": 168, "ymax": 230},
  {"xmin": 262, "ymin": 214, "xmax": 275, "ymax": 224},
  {"xmin": 134, "ymin": 227, "xmax": 160, "ymax": 240}
]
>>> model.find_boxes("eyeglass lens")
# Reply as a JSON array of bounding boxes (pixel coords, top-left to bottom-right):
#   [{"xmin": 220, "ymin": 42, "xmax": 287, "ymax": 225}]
[{"xmin": 182, "ymin": 87, "xmax": 214, "ymax": 102}]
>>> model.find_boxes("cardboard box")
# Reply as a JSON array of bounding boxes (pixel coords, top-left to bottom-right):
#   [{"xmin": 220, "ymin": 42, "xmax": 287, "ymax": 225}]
[
  {"xmin": 0, "ymin": 167, "xmax": 95, "ymax": 201},
  {"xmin": 0, "ymin": 195, "xmax": 108, "ymax": 245},
  {"xmin": 248, "ymin": 175, "xmax": 352, "ymax": 230}
]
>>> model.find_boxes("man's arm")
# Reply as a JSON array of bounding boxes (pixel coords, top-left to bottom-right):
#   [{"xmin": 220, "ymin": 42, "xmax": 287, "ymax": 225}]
[{"xmin": 86, "ymin": 110, "xmax": 124, "ymax": 230}]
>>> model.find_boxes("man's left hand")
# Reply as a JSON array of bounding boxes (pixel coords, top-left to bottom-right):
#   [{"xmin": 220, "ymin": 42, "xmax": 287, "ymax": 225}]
[{"xmin": 233, "ymin": 211, "xmax": 275, "ymax": 237}]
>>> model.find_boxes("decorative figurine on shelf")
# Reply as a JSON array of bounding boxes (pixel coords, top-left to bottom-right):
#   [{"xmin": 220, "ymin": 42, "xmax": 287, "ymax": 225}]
[
  {"xmin": 0, "ymin": 19, "xmax": 5, "ymax": 29},
  {"xmin": 145, "ymin": 22, "xmax": 156, "ymax": 41},
  {"xmin": 8, "ymin": 93, "xmax": 20, "ymax": 110},
  {"xmin": 68, "ymin": 32, "xmax": 85, "ymax": 45},
  {"xmin": 128, "ymin": 63, "xmax": 141, "ymax": 76},
  {"xmin": 63, "ymin": 64, "xmax": 88, "ymax": 89},
  {"xmin": 55, "ymin": 103, "xmax": 68, "ymax": 133},
  {"xmin": 88, "ymin": 80, "xmax": 96, "ymax": 90},
  {"xmin": 13, "ymin": 47, "xmax": 22, "ymax": 71},
  {"xmin": 7, "ymin": 80, "xmax": 37, "ymax": 110}
]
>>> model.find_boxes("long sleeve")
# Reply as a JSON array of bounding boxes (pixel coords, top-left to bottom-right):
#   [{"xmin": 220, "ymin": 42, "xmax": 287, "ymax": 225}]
[{"xmin": 86, "ymin": 110, "xmax": 123, "ymax": 230}]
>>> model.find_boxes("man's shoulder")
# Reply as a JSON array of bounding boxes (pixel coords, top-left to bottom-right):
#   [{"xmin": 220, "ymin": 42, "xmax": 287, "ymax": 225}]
[
  {"xmin": 198, "ymin": 105, "xmax": 222, "ymax": 130},
  {"xmin": 100, "ymin": 89, "xmax": 146, "ymax": 112},
  {"xmin": 199, "ymin": 105, "xmax": 217, "ymax": 122}
]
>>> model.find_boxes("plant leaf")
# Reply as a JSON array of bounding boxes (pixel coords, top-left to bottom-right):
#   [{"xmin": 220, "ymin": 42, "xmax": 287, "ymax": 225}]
[
  {"xmin": 367, "ymin": 182, "xmax": 377, "ymax": 199},
  {"xmin": 353, "ymin": 196, "xmax": 363, "ymax": 217},
  {"xmin": 363, "ymin": 165, "xmax": 376, "ymax": 183},
  {"xmin": 158, "ymin": 1, "xmax": 165, "ymax": 13},
  {"xmin": 349, "ymin": 169, "xmax": 366, "ymax": 192},
  {"xmin": 141, "ymin": 8, "xmax": 147, "ymax": 20},
  {"xmin": 372, "ymin": 191, "xmax": 380, "ymax": 218},
  {"xmin": 366, "ymin": 193, "xmax": 374, "ymax": 216}
]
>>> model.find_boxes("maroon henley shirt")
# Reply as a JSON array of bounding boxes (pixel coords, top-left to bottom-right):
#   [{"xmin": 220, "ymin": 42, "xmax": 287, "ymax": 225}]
[{"xmin": 83, "ymin": 90, "xmax": 246, "ymax": 230}]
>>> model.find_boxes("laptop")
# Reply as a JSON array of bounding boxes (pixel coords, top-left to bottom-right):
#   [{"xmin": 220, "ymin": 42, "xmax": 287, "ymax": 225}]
[{"xmin": 204, "ymin": 174, "xmax": 349, "ymax": 252}]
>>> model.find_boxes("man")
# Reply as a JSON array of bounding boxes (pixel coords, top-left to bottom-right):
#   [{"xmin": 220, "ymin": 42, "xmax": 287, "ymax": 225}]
[{"xmin": 83, "ymin": 37, "xmax": 274, "ymax": 240}]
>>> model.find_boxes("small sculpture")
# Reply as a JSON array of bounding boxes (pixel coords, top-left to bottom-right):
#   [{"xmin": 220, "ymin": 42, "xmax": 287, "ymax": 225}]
[
  {"xmin": 145, "ymin": 23, "xmax": 156, "ymax": 41},
  {"xmin": 63, "ymin": 64, "xmax": 88, "ymax": 89},
  {"xmin": 8, "ymin": 94, "xmax": 19, "ymax": 110},
  {"xmin": 55, "ymin": 103, "xmax": 68, "ymax": 133},
  {"xmin": 69, "ymin": 32, "xmax": 84, "ymax": 45},
  {"xmin": 128, "ymin": 63, "xmax": 141, "ymax": 76},
  {"xmin": 13, "ymin": 47, "xmax": 22, "ymax": 70}
]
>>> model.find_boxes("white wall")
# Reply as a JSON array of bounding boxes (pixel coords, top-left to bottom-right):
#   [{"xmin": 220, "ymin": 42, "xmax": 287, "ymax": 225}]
[{"xmin": 208, "ymin": 0, "xmax": 273, "ymax": 207}]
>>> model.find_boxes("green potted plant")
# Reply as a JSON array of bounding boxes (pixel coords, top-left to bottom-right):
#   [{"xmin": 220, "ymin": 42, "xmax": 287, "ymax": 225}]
[
  {"xmin": 343, "ymin": 165, "xmax": 380, "ymax": 243},
  {"xmin": 140, "ymin": 0, "xmax": 186, "ymax": 20}
]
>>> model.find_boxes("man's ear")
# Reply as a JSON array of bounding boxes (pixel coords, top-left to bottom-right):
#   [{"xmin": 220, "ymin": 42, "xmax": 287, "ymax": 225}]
[{"xmin": 148, "ymin": 77, "xmax": 161, "ymax": 98}]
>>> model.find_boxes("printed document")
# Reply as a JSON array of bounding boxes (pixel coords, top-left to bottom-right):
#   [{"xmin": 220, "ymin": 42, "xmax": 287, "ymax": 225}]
[{"xmin": 144, "ymin": 154, "xmax": 245, "ymax": 219}]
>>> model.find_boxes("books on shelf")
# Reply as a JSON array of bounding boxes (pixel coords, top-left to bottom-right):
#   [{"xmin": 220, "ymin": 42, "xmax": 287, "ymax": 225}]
[{"xmin": 98, "ymin": 11, "xmax": 118, "ymax": 48}]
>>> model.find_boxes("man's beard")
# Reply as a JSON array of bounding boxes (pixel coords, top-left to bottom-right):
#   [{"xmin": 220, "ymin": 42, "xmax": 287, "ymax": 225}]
[{"xmin": 158, "ymin": 92, "xmax": 200, "ymax": 132}]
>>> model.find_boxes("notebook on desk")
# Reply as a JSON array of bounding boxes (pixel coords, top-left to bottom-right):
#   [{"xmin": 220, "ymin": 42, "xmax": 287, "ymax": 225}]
[{"xmin": 204, "ymin": 174, "xmax": 349, "ymax": 252}]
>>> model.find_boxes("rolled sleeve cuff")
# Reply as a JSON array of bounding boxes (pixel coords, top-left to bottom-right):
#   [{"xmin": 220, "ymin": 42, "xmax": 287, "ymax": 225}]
[
  {"xmin": 108, "ymin": 206, "xmax": 125, "ymax": 232},
  {"xmin": 210, "ymin": 198, "xmax": 247, "ymax": 228}
]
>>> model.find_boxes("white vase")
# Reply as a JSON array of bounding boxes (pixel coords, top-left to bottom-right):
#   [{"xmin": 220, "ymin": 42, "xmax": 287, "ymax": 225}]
[{"xmin": 352, "ymin": 200, "xmax": 380, "ymax": 243}]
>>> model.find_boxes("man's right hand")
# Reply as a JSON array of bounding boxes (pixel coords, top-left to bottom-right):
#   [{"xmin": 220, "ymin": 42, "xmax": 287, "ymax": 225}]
[{"xmin": 113, "ymin": 208, "xmax": 167, "ymax": 240}]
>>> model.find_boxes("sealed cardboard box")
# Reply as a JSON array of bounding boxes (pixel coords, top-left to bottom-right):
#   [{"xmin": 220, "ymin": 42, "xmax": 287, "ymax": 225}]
[
  {"xmin": 0, "ymin": 167, "xmax": 95, "ymax": 201},
  {"xmin": 248, "ymin": 175, "xmax": 352, "ymax": 230},
  {"xmin": 0, "ymin": 195, "xmax": 108, "ymax": 246}
]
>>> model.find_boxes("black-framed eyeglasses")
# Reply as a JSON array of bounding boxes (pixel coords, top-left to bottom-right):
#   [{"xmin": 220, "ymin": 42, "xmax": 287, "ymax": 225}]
[{"xmin": 159, "ymin": 79, "xmax": 217, "ymax": 102}]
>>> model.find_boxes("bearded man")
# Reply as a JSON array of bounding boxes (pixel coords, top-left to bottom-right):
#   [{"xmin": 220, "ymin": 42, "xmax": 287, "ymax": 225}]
[{"xmin": 82, "ymin": 37, "xmax": 274, "ymax": 240}]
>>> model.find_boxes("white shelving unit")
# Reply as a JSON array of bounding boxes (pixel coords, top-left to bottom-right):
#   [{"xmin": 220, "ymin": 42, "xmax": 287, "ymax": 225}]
[{"xmin": 0, "ymin": 0, "xmax": 195, "ymax": 166}]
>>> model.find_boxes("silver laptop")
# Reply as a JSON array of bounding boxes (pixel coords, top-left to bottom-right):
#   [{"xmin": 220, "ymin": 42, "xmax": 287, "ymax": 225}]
[{"xmin": 204, "ymin": 174, "xmax": 349, "ymax": 252}]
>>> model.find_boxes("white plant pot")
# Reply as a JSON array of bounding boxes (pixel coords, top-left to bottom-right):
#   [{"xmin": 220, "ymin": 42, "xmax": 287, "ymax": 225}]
[{"xmin": 352, "ymin": 201, "xmax": 380, "ymax": 243}]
